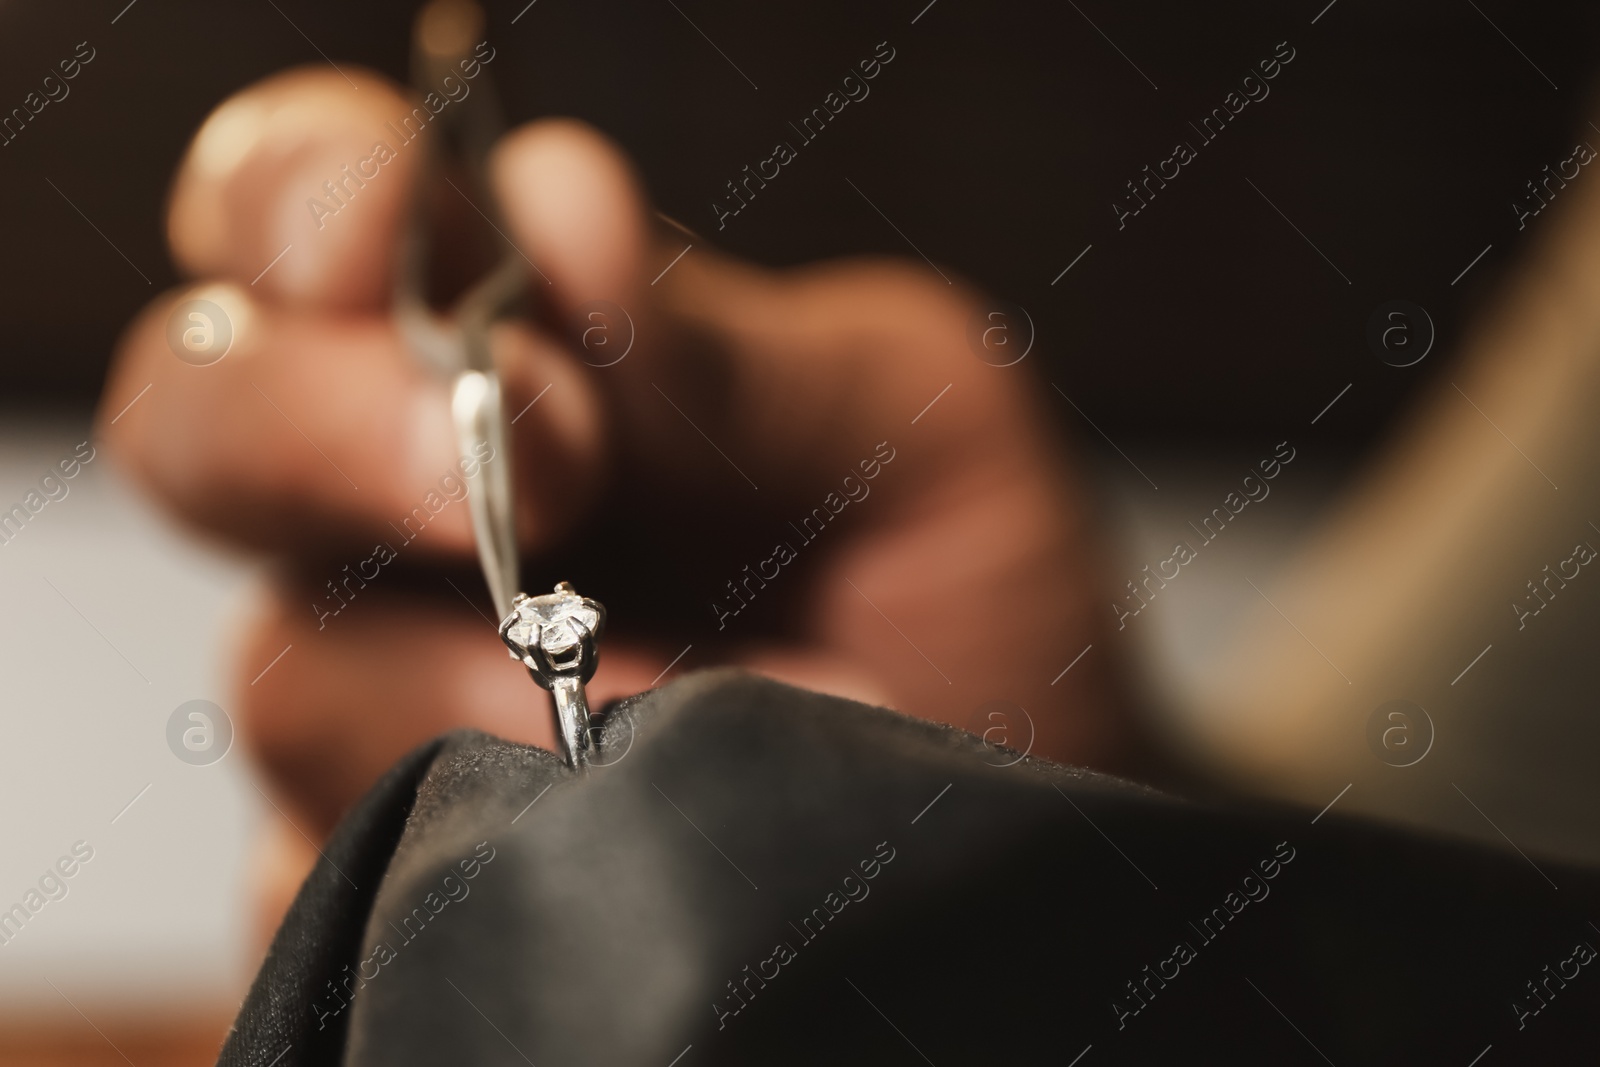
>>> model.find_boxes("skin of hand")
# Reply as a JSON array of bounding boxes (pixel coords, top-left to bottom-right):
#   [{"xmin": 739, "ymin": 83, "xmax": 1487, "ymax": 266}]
[{"xmin": 98, "ymin": 67, "xmax": 1143, "ymax": 846}]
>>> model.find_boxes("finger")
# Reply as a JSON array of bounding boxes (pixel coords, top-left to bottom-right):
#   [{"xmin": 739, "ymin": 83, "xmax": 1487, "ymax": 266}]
[
  {"xmin": 111, "ymin": 105, "xmax": 637, "ymax": 554},
  {"xmin": 657, "ymin": 256, "xmax": 1027, "ymax": 493},
  {"xmin": 489, "ymin": 118, "xmax": 653, "ymax": 318},
  {"xmin": 100, "ymin": 288, "xmax": 605, "ymax": 555},
  {"xmin": 731, "ymin": 647, "xmax": 893, "ymax": 709},
  {"xmin": 488, "ymin": 120, "xmax": 956, "ymax": 502},
  {"xmin": 492, "ymin": 125, "xmax": 1028, "ymax": 508},
  {"xmin": 168, "ymin": 66, "xmax": 423, "ymax": 311}
]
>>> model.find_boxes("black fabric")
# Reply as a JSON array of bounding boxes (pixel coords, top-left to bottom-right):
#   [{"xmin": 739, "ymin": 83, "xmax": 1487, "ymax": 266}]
[
  {"xmin": 216, "ymin": 735, "xmax": 447, "ymax": 1067},
  {"xmin": 222, "ymin": 671, "xmax": 1600, "ymax": 1065}
]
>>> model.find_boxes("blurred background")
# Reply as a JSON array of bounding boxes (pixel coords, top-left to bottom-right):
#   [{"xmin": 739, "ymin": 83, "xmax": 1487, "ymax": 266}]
[{"xmin": 4, "ymin": 0, "xmax": 1600, "ymax": 1061}]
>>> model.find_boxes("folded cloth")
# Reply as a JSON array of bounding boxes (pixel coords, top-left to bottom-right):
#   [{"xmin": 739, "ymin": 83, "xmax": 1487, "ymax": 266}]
[{"xmin": 218, "ymin": 669, "xmax": 1600, "ymax": 1065}]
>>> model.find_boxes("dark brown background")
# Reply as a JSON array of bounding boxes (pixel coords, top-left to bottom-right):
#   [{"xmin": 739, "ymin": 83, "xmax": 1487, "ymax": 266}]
[{"xmin": 2, "ymin": 0, "xmax": 1597, "ymax": 452}]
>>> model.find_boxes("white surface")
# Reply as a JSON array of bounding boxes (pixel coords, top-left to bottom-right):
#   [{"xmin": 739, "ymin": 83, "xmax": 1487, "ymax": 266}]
[
  {"xmin": 0, "ymin": 411, "xmax": 263, "ymax": 1014},
  {"xmin": 1094, "ymin": 449, "xmax": 1338, "ymax": 700}
]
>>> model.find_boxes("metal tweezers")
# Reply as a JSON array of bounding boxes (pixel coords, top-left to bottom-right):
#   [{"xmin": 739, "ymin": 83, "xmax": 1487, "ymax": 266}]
[
  {"xmin": 393, "ymin": 2, "xmax": 609, "ymax": 772},
  {"xmin": 395, "ymin": 0, "xmax": 522, "ymax": 623}
]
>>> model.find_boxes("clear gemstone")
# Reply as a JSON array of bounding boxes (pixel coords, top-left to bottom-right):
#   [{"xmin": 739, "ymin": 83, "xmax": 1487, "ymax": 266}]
[{"xmin": 504, "ymin": 590, "xmax": 600, "ymax": 658}]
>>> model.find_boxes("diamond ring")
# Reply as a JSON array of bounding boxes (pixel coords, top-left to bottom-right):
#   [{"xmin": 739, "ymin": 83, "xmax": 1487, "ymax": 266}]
[{"xmin": 499, "ymin": 581, "xmax": 606, "ymax": 769}]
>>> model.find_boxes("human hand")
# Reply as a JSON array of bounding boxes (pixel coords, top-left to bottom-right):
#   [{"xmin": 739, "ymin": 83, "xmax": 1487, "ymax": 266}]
[{"xmin": 100, "ymin": 67, "xmax": 1139, "ymax": 839}]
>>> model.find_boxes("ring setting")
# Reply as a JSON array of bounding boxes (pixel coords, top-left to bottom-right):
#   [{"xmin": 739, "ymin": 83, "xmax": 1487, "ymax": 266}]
[{"xmin": 499, "ymin": 581, "xmax": 606, "ymax": 769}]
